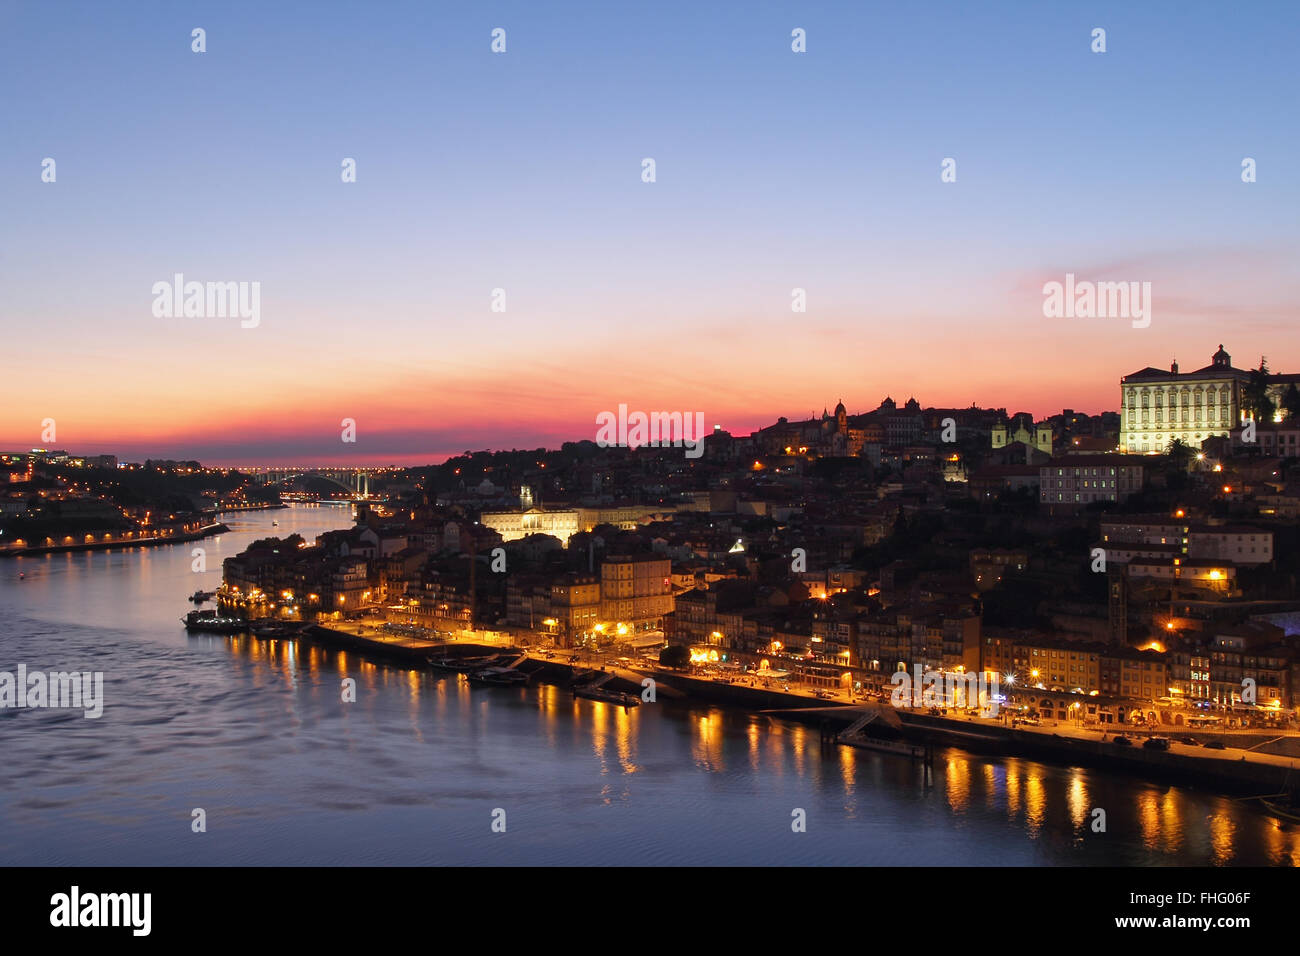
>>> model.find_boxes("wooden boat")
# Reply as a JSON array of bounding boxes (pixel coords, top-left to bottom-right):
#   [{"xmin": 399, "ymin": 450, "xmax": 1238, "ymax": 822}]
[
  {"xmin": 839, "ymin": 734, "xmax": 925, "ymax": 758},
  {"xmin": 468, "ymin": 667, "xmax": 530, "ymax": 687},
  {"xmin": 573, "ymin": 685, "xmax": 641, "ymax": 707},
  {"xmin": 428, "ymin": 654, "xmax": 503, "ymax": 674},
  {"xmin": 1262, "ymin": 798, "xmax": 1300, "ymax": 824},
  {"xmin": 248, "ymin": 620, "xmax": 302, "ymax": 640}
]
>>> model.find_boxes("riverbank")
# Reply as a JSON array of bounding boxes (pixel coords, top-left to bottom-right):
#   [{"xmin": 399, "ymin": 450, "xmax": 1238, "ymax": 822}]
[
  {"xmin": 1, "ymin": 522, "xmax": 229, "ymax": 558},
  {"xmin": 290, "ymin": 623, "xmax": 1300, "ymax": 799},
  {"xmin": 301, "ymin": 624, "xmax": 684, "ymax": 697},
  {"xmin": 771, "ymin": 702, "xmax": 1299, "ymax": 795}
]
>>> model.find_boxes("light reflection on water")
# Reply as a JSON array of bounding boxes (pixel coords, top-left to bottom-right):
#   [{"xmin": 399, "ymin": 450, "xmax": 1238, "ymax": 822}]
[{"xmin": 1, "ymin": 504, "xmax": 1299, "ymax": 865}]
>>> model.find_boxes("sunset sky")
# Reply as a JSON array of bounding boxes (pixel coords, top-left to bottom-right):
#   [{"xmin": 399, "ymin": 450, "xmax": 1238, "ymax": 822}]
[{"xmin": 3, "ymin": 1, "xmax": 1297, "ymax": 465}]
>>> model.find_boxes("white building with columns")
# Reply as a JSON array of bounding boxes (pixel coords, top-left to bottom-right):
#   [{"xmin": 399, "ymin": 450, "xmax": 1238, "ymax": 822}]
[{"xmin": 1119, "ymin": 345, "xmax": 1250, "ymax": 454}]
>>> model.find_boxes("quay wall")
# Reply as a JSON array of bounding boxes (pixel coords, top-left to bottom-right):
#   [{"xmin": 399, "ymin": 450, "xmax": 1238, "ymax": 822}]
[
  {"xmin": 1, "ymin": 523, "xmax": 228, "ymax": 558},
  {"xmin": 294, "ymin": 631, "xmax": 1294, "ymax": 795}
]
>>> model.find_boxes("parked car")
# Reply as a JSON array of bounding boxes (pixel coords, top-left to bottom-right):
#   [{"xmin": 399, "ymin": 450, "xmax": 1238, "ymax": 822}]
[
  {"xmin": 1113, "ymin": 734, "xmax": 1133, "ymax": 746},
  {"xmin": 1143, "ymin": 736, "xmax": 1171, "ymax": 751},
  {"xmin": 1203, "ymin": 739, "xmax": 1226, "ymax": 750},
  {"xmin": 1178, "ymin": 735, "xmax": 1199, "ymax": 746}
]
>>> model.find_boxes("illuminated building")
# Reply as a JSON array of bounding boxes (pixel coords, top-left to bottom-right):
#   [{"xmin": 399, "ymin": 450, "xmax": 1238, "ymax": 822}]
[
  {"xmin": 1116, "ymin": 345, "xmax": 1298, "ymax": 453},
  {"xmin": 599, "ymin": 553, "xmax": 672, "ymax": 627},
  {"xmin": 479, "ymin": 504, "xmax": 676, "ymax": 544}
]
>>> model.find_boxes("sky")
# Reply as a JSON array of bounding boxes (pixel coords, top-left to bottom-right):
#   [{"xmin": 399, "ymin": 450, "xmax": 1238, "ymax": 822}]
[{"xmin": 2, "ymin": 0, "xmax": 1297, "ymax": 465}]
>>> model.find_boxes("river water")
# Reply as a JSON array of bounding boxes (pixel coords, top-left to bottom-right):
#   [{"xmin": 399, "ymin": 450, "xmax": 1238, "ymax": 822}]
[{"xmin": 0, "ymin": 504, "xmax": 1295, "ymax": 866}]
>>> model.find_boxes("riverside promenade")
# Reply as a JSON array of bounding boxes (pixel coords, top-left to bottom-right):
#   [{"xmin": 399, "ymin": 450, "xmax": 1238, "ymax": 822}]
[
  {"xmin": 1, "ymin": 522, "xmax": 228, "ymax": 558},
  {"xmin": 822, "ymin": 704, "xmax": 1300, "ymax": 794},
  {"xmin": 290, "ymin": 620, "xmax": 1300, "ymax": 798},
  {"xmin": 303, "ymin": 621, "xmax": 683, "ymax": 695}
]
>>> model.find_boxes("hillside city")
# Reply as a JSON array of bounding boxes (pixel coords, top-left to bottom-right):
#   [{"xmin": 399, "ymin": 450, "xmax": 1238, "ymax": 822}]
[{"xmin": 6, "ymin": 344, "xmax": 1300, "ymax": 733}]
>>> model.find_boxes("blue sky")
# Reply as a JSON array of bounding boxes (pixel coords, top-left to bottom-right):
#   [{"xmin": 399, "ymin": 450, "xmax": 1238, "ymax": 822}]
[{"xmin": 2, "ymin": 0, "xmax": 1296, "ymax": 462}]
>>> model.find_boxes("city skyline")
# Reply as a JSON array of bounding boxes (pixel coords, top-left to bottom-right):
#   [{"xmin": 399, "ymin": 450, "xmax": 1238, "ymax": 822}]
[
  {"xmin": 1, "ymin": 339, "xmax": 1282, "ymax": 467},
  {"xmin": 4, "ymin": 2, "xmax": 1297, "ymax": 462}
]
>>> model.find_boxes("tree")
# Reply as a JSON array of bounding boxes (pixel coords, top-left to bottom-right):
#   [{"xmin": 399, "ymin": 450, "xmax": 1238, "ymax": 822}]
[
  {"xmin": 659, "ymin": 644, "xmax": 691, "ymax": 669},
  {"xmin": 1163, "ymin": 438, "xmax": 1192, "ymax": 491},
  {"xmin": 1282, "ymin": 383, "xmax": 1300, "ymax": 422},
  {"xmin": 1242, "ymin": 358, "xmax": 1276, "ymax": 423},
  {"xmin": 1165, "ymin": 437, "xmax": 1193, "ymax": 469}
]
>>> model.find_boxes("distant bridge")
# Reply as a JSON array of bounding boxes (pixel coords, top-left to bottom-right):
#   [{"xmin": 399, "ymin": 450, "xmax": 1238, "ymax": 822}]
[{"xmin": 242, "ymin": 467, "xmax": 381, "ymax": 497}]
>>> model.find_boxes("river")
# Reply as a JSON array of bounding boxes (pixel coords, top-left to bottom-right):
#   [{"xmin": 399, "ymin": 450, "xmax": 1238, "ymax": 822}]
[{"xmin": 0, "ymin": 503, "xmax": 1296, "ymax": 865}]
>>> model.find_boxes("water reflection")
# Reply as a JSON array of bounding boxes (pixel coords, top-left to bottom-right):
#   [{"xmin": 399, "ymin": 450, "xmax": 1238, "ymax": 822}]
[
  {"xmin": 1067, "ymin": 773, "xmax": 1089, "ymax": 832},
  {"xmin": 691, "ymin": 712, "xmax": 725, "ymax": 772}
]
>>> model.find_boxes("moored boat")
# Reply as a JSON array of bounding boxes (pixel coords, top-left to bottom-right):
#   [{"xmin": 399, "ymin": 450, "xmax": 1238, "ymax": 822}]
[
  {"xmin": 1261, "ymin": 798, "xmax": 1300, "ymax": 824},
  {"xmin": 573, "ymin": 685, "xmax": 641, "ymax": 707},
  {"xmin": 452, "ymin": 655, "xmax": 507, "ymax": 673},
  {"xmin": 249, "ymin": 620, "xmax": 304, "ymax": 640},
  {"xmin": 427, "ymin": 654, "xmax": 504, "ymax": 673},
  {"xmin": 468, "ymin": 666, "xmax": 530, "ymax": 687},
  {"xmin": 838, "ymin": 734, "xmax": 925, "ymax": 758},
  {"xmin": 182, "ymin": 609, "xmax": 248, "ymax": 634}
]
